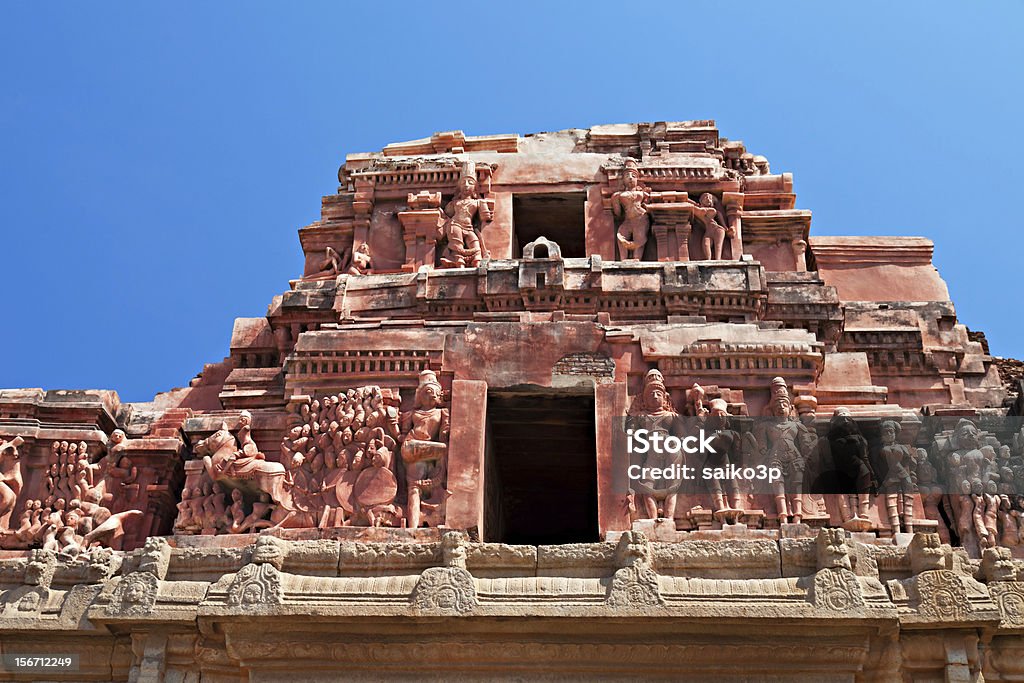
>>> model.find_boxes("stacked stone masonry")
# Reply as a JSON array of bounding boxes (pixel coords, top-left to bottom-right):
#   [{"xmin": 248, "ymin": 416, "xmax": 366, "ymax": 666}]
[{"xmin": 1, "ymin": 122, "xmax": 1021, "ymax": 681}]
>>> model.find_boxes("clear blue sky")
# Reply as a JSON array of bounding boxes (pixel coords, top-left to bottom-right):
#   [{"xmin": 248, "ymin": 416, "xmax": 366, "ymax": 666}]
[{"xmin": 1, "ymin": 2, "xmax": 1021, "ymax": 403}]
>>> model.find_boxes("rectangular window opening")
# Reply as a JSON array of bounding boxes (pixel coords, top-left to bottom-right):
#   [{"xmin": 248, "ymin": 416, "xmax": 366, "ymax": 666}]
[
  {"xmin": 512, "ymin": 192, "xmax": 586, "ymax": 258},
  {"xmin": 483, "ymin": 391, "xmax": 599, "ymax": 544}
]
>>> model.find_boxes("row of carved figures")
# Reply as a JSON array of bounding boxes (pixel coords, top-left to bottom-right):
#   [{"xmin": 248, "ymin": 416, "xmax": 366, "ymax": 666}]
[
  {"xmin": 309, "ymin": 158, "xmax": 754, "ymax": 279},
  {"xmin": 626, "ymin": 370, "xmax": 1024, "ymax": 555},
  {"xmin": 0, "ymin": 432, "xmax": 144, "ymax": 555},
  {"xmin": 173, "ymin": 370, "xmax": 450, "ymax": 535}
]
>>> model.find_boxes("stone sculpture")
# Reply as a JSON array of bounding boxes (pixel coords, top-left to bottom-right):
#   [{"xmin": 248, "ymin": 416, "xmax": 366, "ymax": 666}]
[
  {"xmin": 879, "ymin": 420, "xmax": 916, "ymax": 534},
  {"xmin": 400, "ymin": 371, "xmax": 450, "ymax": 528},
  {"xmin": 757, "ymin": 377, "xmax": 814, "ymax": 524},
  {"xmin": 822, "ymin": 408, "xmax": 876, "ymax": 531},
  {"xmin": 346, "ymin": 242, "xmax": 372, "ymax": 276},
  {"xmin": 2, "ymin": 432, "xmax": 148, "ymax": 552},
  {"xmin": 0, "ymin": 436, "xmax": 25, "ymax": 532},
  {"xmin": 611, "ymin": 159, "xmax": 651, "ymax": 260},
  {"xmin": 440, "ymin": 164, "xmax": 492, "ymax": 268},
  {"xmin": 626, "ymin": 369, "xmax": 681, "ymax": 520},
  {"xmin": 176, "ymin": 412, "xmax": 299, "ymax": 534},
  {"xmin": 281, "ymin": 385, "xmax": 405, "ymax": 528},
  {"xmin": 693, "ymin": 192, "xmax": 731, "ymax": 260},
  {"xmin": 311, "ymin": 245, "xmax": 342, "ymax": 278},
  {"xmin": 698, "ymin": 396, "xmax": 745, "ymax": 519}
]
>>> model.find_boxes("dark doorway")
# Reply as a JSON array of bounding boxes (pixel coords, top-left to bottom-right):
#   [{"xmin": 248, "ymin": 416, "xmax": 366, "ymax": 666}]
[
  {"xmin": 512, "ymin": 192, "xmax": 587, "ymax": 258},
  {"xmin": 484, "ymin": 391, "xmax": 599, "ymax": 544}
]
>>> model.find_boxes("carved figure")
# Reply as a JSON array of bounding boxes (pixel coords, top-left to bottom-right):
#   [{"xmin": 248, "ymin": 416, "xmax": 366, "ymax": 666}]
[
  {"xmin": 627, "ymin": 369, "xmax": 681, "ymax": 520},
  {"xmin": 700, "ymin": 397, "xmax": 745, "ymax": 517},
  {"xmin": 879, "ymin": 420, "xmax": 915, "ymax": 534},
  {"xmin": 916, "ymin": 449, "xmax": 951, "ymax": 543},
  {"xmin": 693, "ymin": 193, "xmax": 731, "ymax": 260},
  {"xmin": 611, "ymin": 160, "xmax": 650, "ymax": 260},
  {"xmin": 312, "ymin": 245, "xmax": 342, "ymax": 278},
  {"xmin": 757, "ymin": 377, "xmax": 812, "ymax": 524},
  {"xmin": 82, "ymin": 509, "xmax": 144, "ymax": 550},
  {"xmin": 440, "ymin": 166, "xmax": 491, "ymax": 268},
  {"xmin": 400, "ymin": 371, "xmax": 450, "ymax": 528},
  {"xmin": 0, "ymin": 436, "xmax": 25, "ymax": 531},
  {"xmin": 817, "ymin": 408, "xmax": 875, "ymax": 531},
  {"xmin": 190, "ymin": 415, "xmax": 297, "ymax": 532},
  {"xmin": 346, "ymin": 242, "xmax": 372, "ymax": 276}
]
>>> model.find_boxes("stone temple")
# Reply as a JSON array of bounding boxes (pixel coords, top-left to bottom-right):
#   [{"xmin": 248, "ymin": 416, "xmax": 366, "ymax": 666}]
[{"xmin": 1, "ymin": 121, "xmax": 1023, "ymax": 681}]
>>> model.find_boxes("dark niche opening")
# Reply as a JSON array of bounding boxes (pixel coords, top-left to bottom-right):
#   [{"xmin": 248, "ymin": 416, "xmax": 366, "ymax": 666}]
[
  {"xmin": 483, "ymin": 391, "xmax": 599, "ymax": 544},
  {"xmin": 512, "ymin": 192, "xmax": 586, "ymax": 258}
]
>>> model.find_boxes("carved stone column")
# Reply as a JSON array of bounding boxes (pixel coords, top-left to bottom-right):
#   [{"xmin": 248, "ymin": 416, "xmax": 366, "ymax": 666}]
[
  {"xmin": 792, "ymin": 239, "xmax": 808, "ymax": 272},
  {"xmin": 646, "ymin": 195, "xmax": 693, "ymax": 262},
  {"xmin": 398, "ymin": 191, "xmax": 444, "ymax": 272},
  {"xmin": 722, "ymin": 191, "xmax": 744, "ymax": 259}
]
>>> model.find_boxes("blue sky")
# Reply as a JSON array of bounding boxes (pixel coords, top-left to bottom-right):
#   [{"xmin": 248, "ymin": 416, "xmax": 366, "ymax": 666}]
[{"xmin": 1, "ymin": 2, "xmax": 1021, "ymax": 402}]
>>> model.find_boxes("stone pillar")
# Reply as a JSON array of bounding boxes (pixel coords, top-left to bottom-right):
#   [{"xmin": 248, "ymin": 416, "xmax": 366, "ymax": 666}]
[
  {"xmin": 722, "ymin": 191, "xmax": 744, "ymax": 260},
  {"xmin": 647, "ymin": 199, "xmax": 694, "ymax": 262},
  {"xmin": 596, "ymin": 381, "xmax": 629, "ymax": 536},
  {"xmin": 130, "ymin": 630, "xmax": 168, "ymax": 683},
  {"xmin": 792, "ymin": 239, "xmax": 808, "ymax": 272},
  {"xmin": 445, "ymin": 380, "xmax": 487, "ymax": 534},
  {"xmin": 587, "ymin": 184, "xmax": 617, "ymax": 260},
  {"xmin": 482, "ymin": 191, "xmax": 513, "ymax": 259},
  {"xmin": 397, "ymin": 191, "xmax": 443, "ymax": 272}
]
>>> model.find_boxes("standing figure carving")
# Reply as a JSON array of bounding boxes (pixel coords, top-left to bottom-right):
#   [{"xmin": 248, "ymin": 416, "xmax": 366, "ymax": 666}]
[
  {"xmin": 693, "ymin": 192, "xmax": 731, "ymax": 260},
  {"xmin": 626, "ymin": 369, "xmax": 682, "ymax": 520},
  {"xmin": 879, "ymin": 420, "xmax": 916, "ymax": 534},
  {"xmin": 0, "ymin": 437, "xmax": 26, "ymax": 532},
  {"xmin": 756, "ymin": 377, "xmax": 813, "ymax": 524},
  {"xmin": 822, "ymin": 408, "xmax": 876, "ymax": 531},
  {"xmin": 399, "ymin": 371, "xmax": 450, "ymax": 528},
  {"xmin": 611, "ymin": 160, "xmax": 651, "ymax": 260},
  {"xmin": 699, "ymin": 397, "xmax": 745, "ymax": 518},
  {"xmin": 440, "ymin": 165, "xmax": 491, "ymax": 268}
]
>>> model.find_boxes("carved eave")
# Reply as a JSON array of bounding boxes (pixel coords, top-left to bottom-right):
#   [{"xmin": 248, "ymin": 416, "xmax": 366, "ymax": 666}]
[
  {"xmin": 811, "ymin": 236, "xmax": 936, "ymax": 267},
  {"xmin": 638, "ymin": 322, "xmax": 824, "ymax": 389},
  {"xmin": 0, "ymin": 389, "xmax": 120, "ymax": 436},
  {"xmin": 764, "ymin": 272, "xmax": 844, "ymax": 335},
  {"xmin": 283, "ymin": 326, "xmax": 449, "ymax": 395},
  {"xmin": 381, "ymin": 130, "xmax": 520, "ymax": 157},
  {"xmin": 741, "ymin": 210, "xmax": 812, "ymax": 245}
]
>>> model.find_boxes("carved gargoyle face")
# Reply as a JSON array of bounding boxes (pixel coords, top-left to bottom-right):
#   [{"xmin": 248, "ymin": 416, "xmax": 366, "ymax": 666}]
[
  {"xmin": 241, "ymin": 582, "xmax": 264, "ymax": 605},
  {"xmin": 124, "ymin": 577, "xmax": 148, "ymax": 603}
]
